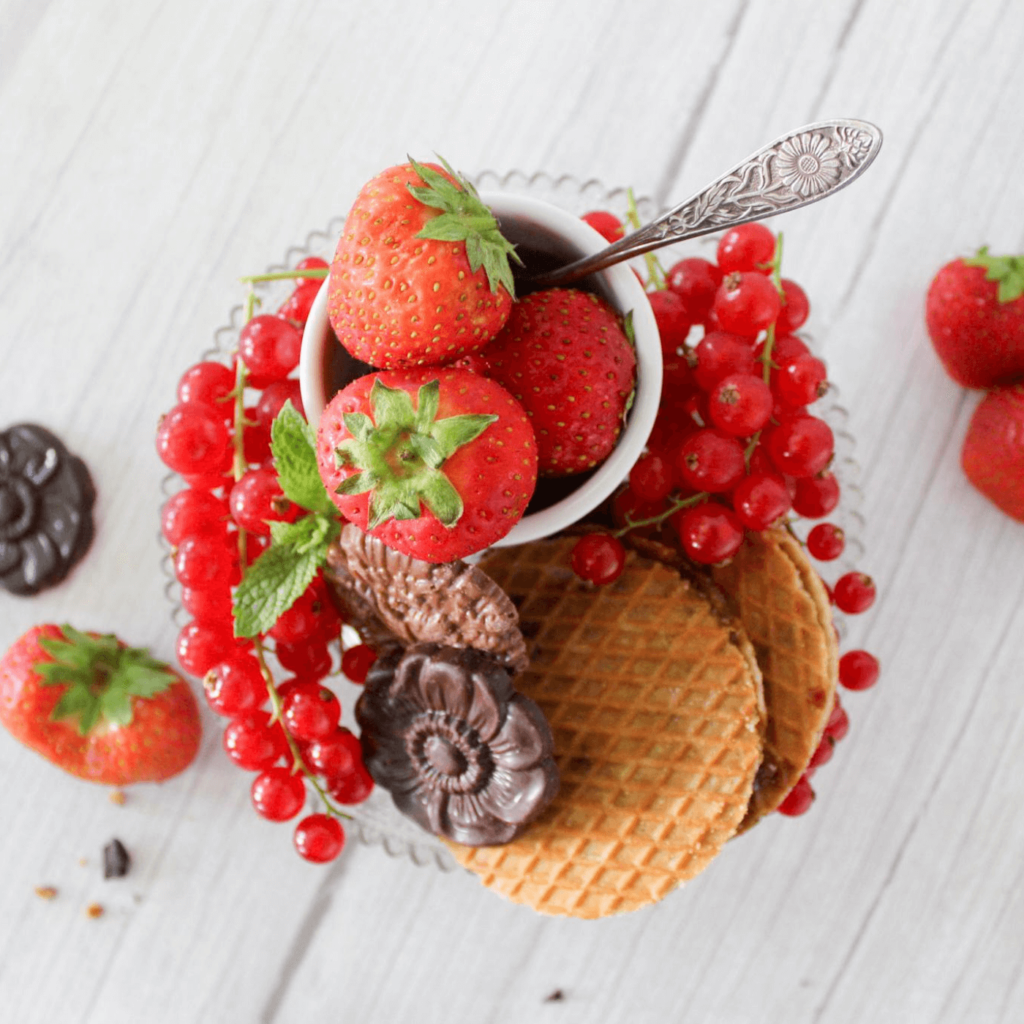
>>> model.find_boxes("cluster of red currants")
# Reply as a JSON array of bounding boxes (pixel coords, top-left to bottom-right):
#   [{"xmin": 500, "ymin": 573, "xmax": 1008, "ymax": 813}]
[{"xmin": 156, "ymin": 257, "xmax": 377, "ymax": 863}]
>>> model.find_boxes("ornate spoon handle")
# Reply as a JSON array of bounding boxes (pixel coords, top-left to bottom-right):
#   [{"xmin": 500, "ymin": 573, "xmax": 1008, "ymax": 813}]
[{"xmin": 526, "ymin": 119, "xmax": 883, "ymax": 289}]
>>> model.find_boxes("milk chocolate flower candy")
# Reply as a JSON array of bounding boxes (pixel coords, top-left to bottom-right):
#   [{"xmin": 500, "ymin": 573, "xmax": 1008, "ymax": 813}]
[
  {"xmin": 0, "ymin": 424, "xmax": 95, "ymax": 596},
  {"xmin": 356, "ymin": 643, "xmax": 559, "ymax": 846}
]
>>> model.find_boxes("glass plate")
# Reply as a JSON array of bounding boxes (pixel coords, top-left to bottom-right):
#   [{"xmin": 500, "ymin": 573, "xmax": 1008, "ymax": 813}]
[{"xmin": 161, "ymin": 170, "xmax": 865, "ymax": 874}]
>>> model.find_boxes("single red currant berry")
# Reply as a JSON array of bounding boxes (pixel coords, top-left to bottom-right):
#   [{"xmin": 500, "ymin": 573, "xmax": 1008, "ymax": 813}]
[
  {"xmin": 268, "ymin": 583, "xmax": 326, "ymax": 645},
  {"xmin": 665, "ymin": 257, "xmax": 723, "ymax": 322},
  {"xmin": 278, "ymin": 280, "xmax": 321, "ymax": 327},
  {"xmin": 241, "ymin": 410, "xmax": 272, "ymax": 466},
  {"xmin": 716, "ymin": 223, "xmax": 776, "ymax": 274},
  {"xmin": 282, "ymin": 682, "xmax": 342, "ymax": 742},
  {"xmin": 792, "ymin": 471, "xmax": 841, "ymax": 518},
  {"xmin": 731, "ymin": 472, "xmax": 792, "ymax": 530},
  {"xmin": 647, "ymin": 290, "xmax": 691, "ymax": 353},
  {"xmin": 675, "ymin": 430, "xmax": 747, "ymax": 493},
  {"xmin": 176, "ymin": 620, "xmax": 237, "ymax": 677},
  {"xmin": 306, "ymin": 728, "xmax": 361, "ymax": 779},
  {"xmin": 251, "ymin": 766, "xmax": 307, "ymax": 821},
  {"xmin": 777, "ymin": 774, "xmax": 815, "ymax": 816},
  {"xmin": 767, "ymin": 415, "xmax": 834, "ymax": 478},
  {"xmin": 327, "ymin": 765, "xmax": 374, "ymax": 805},
  {"xmin": 776, "ymin": 354, "xmax": 829, "ymax": 408},
  {"xmin": 692, "ymin": 331, "xmax": 758, "ymax": 392},
  {"xmin": 581, "ymin": 210, "xmax": 625, "ymax": 243},
  {"xmin": 341, "ymin": 644, "xmax": 378, "ymax": 685},
  {"xmin": 713, "ymin": 272, "xmax": 782, "ymax": 336},
  {"xmin": 833, "ymin": 573, "xmax": 876, "ymax": 614},
  {"xmin": 839, "ymin": 649, "xmax": 880, "ymax": 690},
  {"xmin": 161, "ymin": 488, "xmax": 230, "ymax": 547},
  {"xmin": 223, "ymin": 711, "xmax": 290, "ymax": 771},
  {"xmin": 776, "ymin": 279, "xmax": 810, "ymax": 334},
  {"xmin": 203, "ymin": 653, "xmax": 267, "ymax": 717},
  {"xmin": 276, "ymin": 638, "xmax": 333, "ymax": 680},
  {"xmin": 806, "ymin": 523, "xmax": 845, "ymax": 560},
  {"xmin": 807, "ymin": 734, "xmax": 835, "ymax": 771},
  {"xmin": 293, "ymin": 814, "xmax": 345, "ymax": 863},
  {"xmin": 180, "ymin": 583, "xmax": 234, "ymax": 625},
  {"xmin": 825, "ymin": 700, "xmax": 850, "ymax": 741},
  {"xmin": 629, "ymin": 453, "xmax": 674, "ymax": 502},
  {"xmin": 238, "ymin": 315, "xmax": 303, "ymax": 388},
  {"xmin": 571, "ymin": 534, "xmax": 627, "ymax": 585},
  {"xmin": 173, "ymin": 532, "xmax": 238, "ymax": 590},
  {"xmin": 673, "ymin": 503, "xmax": 745, "ymax": 564},
  {"xmin": 157, "ymin": 402, "xmax": 233, "ymax": 476},
  {"xmin": 708, "ymin": 373, "xmax": 773, "ymax": 437},
  {"xmin": 294, "ymin": 255, "xmax": 329, "ymax": 275},
  {"xmin": 177, "ymin": 361, "xmax": 235, "ymax": 411},
  {"xmin": 255, "ymin": 379, "xmax": 304, "ymax": 427},
  {"xmin": 229, "ymin": 466, "xmax": 301, "ymax": 536},
  {"xmin": 756, "ymin": 332, "xmax": 810, "ymax": 366}
]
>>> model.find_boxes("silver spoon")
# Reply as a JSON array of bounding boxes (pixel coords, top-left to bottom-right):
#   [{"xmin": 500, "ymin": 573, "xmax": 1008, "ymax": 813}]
[{"xmin": 525, "ymin": 118, "xmax": 883, "ymax": 289}]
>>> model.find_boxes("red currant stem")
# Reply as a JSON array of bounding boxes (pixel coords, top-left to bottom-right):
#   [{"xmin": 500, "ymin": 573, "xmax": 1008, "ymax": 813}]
[
  {"xmin": 612, "ymin": 490, "xmax": 709, "ymax": 537},
  {"xmin": 626, "ymin": 189, "xmax": 666, "ymax": 290},
  {"xmin": 239, "ymin": 268, "xmax": 329, "ymax": 284},
  {"xmin": 743, "ymin": 431, "xmax": 762, "ymax": 470}
]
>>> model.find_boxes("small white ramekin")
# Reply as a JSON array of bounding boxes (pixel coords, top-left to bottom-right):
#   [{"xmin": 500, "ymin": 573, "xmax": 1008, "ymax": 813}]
[{"xmin": 299, "ymin": 191, "xmax": 662, "ymax": 546}]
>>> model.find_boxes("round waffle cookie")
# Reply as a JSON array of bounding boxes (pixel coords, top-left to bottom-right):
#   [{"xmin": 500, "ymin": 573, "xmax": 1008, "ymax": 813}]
[
  {"xmin": 711, "ymin": 528, "xmax": 838, "ymax": 830},
  {"xmin": 449, "ymin": 536, "xmax": 764, "ymax": 919}
]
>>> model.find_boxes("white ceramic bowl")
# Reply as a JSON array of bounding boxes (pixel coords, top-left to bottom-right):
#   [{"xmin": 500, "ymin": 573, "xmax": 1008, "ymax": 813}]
[{"xmin": 298, "ymin": 190, "xmax": 662, "ymax": 546}]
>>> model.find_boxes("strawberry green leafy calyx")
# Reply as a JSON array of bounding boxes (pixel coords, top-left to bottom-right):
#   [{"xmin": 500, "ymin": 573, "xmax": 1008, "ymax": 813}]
[
  {"xmin": 333, "ymin": 378, "xmax": 497, "ymax": 530},
  {"xmin": 406, "ymin": 156, "xmax": 520, "ymax": 298},
  {"xmin": 963, "ymin": 247, "xmax": 1024, "ymax": 304},
  {"xmin": 36, "ymin": 626, "xmax": 177, "ymax": 736}
]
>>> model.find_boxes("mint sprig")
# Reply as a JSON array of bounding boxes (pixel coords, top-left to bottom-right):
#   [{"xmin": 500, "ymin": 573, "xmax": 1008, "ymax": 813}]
[{"xmin": 964, "ymin": 247, "xmax": 1024, "ymax": 303}]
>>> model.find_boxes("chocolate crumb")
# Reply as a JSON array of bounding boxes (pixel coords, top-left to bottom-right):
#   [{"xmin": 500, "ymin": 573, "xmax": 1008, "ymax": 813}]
[
  {"xmin": 103, "ymin": 838, "xmax": 131, "ymax": 879},
  {"xmin": 544, "ymin": 989, "xmax": 565, "ymax": 1003},
  {"xmin": 109, "ymin": 789, "xmax": 127, "ymax": 806},
  {"xmin": 85, "ymin": 903, "xmax": 104, "ymax": 919},
  {"xmin": 34, "ymin": 886, "xmax": 57, "ymax": 900}
]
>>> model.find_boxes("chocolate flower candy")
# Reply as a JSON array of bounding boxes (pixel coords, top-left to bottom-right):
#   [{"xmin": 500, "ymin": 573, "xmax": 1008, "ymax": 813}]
[
  {"xmin": 0, "ymin": 424, "xmax": 95, "ymax": 596},
  {"xmin": 356, "ymin": 643, "xmax": 559, "ymax": 846}
]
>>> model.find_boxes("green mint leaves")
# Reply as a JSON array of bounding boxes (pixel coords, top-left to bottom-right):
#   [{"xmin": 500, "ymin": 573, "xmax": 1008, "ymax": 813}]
[
  {"xmin": 406, "ymin": 155, "xmax": 521, "ymax": 298},
  {"xmin": 964, "ymin": 247, "xmax": 1024, "ymax": 304},
  {"xmin": 232, "ymin": 402, "xmax": 340, "ymax": 639},
  {"xmin": 333, "ymin": 378, "xmax": 496, "ymax": 530},
  {"xmin": 36, "ymin": 626, "xmax": 177, "ymax": 735}
]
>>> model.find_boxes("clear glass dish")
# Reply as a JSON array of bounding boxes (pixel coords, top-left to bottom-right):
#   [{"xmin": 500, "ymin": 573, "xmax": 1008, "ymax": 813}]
[{"xmin": 161, "ymin": 170, "xmax": 864, "ymax": 873}]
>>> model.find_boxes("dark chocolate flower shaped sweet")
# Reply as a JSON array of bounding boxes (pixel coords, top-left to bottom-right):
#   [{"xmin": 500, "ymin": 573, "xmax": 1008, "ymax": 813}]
[
  {"xmin": 0, "ymin": 424, "xmax": 95, "ymax": 596},
  {"xmin": 356, "ymin": 643, "xmax": 559, "ymax": 846}
]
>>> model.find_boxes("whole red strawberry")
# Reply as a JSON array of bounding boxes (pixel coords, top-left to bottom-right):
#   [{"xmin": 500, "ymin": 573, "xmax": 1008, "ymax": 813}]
[
  {"xmin": 476, "ymin": 287, "xmax": 636, "ymax": 476},
  {"xmin": 316, "ymin": 368, "xmax": 537, "ymax": 562},
  {"xmin": 961, "ymin": 382, "xmax": 1024, "ymax": 521},
  {"xmin": 328, "ymin": 157, "xmax": 518, "ymax": 369},
  {"xmin": 0, "ymin": 625, "xmax": 202, "ymax": 784},
  {"xmin": 925, "ymin": 248, "xmax": 1024, "ymax": 388}
]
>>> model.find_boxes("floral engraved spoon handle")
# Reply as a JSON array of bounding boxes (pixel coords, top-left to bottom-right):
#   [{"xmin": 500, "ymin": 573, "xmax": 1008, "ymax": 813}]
[{"xmin": 526, "ymin": 119, "xmax": 883, "ymax": 289}]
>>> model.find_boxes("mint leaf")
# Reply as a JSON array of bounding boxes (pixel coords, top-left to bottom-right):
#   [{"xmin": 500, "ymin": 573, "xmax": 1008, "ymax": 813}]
[{"xmin": 271, "ymin": 402, "xmax": 336, "ymax": 516}]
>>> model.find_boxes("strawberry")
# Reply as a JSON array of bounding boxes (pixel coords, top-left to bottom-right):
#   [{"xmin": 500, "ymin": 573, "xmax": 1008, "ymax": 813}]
[
  {"xmin": 327, "ymin": 157, "xmax": 518, "ymax": 369},
  {"xmin": 316, "ymin": 367, "xmax": 537, "ymax": 562},
  {"xmin": 961, "ymin": 382, "xmax": 1024, "ymax": 521},
  {"xmin": 0, "ymin": 625, "xmax": 201, "ymax": 784},
  {"xmin": 475, "ymin": 287, "xmax": 636, "ymax": 476},
  {"xmin": 925, "ymin": 248, "xmax": 1024, "ymax": 388}
]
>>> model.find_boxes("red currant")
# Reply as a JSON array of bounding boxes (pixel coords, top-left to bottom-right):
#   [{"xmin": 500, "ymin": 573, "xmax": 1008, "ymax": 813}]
[
  {"xmin": 177, "ymin": 361, "xmax": 235, "ymax": 411},
  {"xmin": 673, "ymin": 503, "xmax": 745, "ymax": 564},
  {"xmin": 692, "ymin": 331, "xmax": 758, "ymax": 392},
  {"xmin": 173, "ymin": 532, "xmax": 239, "ymax": 590},
  {"xmin": 581, "ymin": 210, "xmax": 625, "ymax": 243},
  {"xmin": 766, "ymin": 415, "xmax": 834, "ymax": 478},
  {"xmin": 675, "ymin": 430, "xmax": 746, "ymax": 493},
  {"xmin": 282, "ymin": 682, "xmax": 342, "ymax": 742},
  {"xmin": 341, "ymin": 644, "xmax": 378, "ymax": 684},
  {"xmin": 223, "ymin": 711, "xmax": 290, "ymax": 771},
  {"xmin": 306, "ymin": 728, "xmax": 361, "ymax": 779},
  {"xmin": 294, "ymin": 255, "xmax": 329, "ymax": 275},
  {"xmin": 777, "ymin": 774, "xmax": 815, "ymax": 816},
  {"xmin": 708, "ymin": 373, "xmax": 773, "ymax": 437},
  {"xmin": 268, "ymin": 582, "xmax": 327, "ymax": 645},
  {"xmin": 161, "ymin": 488, "xmax": 230, "ymax": 547},
  {"xmin": 180, "ymin": 583, "xmax": 234, "ymax": 624},
  {"xmin": 203, "ymin": 653, "xmax": 267, "ymax": 717},
  {"xmin": 293, "ymin": 814, "xmax": 345, "ymax": 863},
  {"xmin": 839, "ymin": 649, "xmax": 880, "ymax": 690},
  {"xmin": 278, "ymin": 280, "xmax": 321, "ymax": 327},
  {"xmin": 806, "ymin": 523, "xmax": 845, "ymax": 561},
  {"xmin": 776, "ymin": 354, "xmax": 828, "ymax": 408},
  {"xmin": 157, "ymin": 402, "xmax": 233, "ymax": 476},
  {"xmin": 713, "ymin": 272, "xmax": 781, "ymax": 336},
  {"xmin": 629, "ymin": 453, "xmax": 674, "ymax": 502},
  {"xmin": 665, "ymin": 257, "xmax": 723, "ymax": 321},
  {"xmin": 731, "ymin": 472, "xmax": 791, "ymax": 530},
  {"xmin": 833, "ymin": 573, "xmax": 876, "ymax": 614},
  {"xmin": 276, "ymin": 638, "xmax": 333, "ymax": 680},
  {"xmin": 807, "ymin": 734, "xmax": 835, "ymax": 771},
  {"xmin": 327, "ymin": 766, "xmax": 374, "ymax": 805},
  {"xmin": 776, "ymin": 279, "xmax": 810, "ymax": 333},
  {"xmin": 176, "ymin": 620, "xmax": 237, "ymax": 677},
  {"xmin": 792, "ymin": 471, "xmax": 841, "ymax": 518},
  {"xmin": 824, "ymin": 699, "xmax": 850, "ymax": 740},
  {"xmin": 255, "ymin": 379, "xmax": 304, "ymax": 427},
  {"xmin": 716, "ymin": 223, "xmax": 776, "ymax": 274},
  {"xmin": 229, "ymin": 466, "xmax": 302, "ymax": 536},
  {"xmin": 251, "ymin": 766, "xmax": 307, "ymax": 821},
  {"xmin": 241, "ymin": 411, "xmax": 272, "ymax": 466},
  {"xmin": 238, "ymin": 315, "xmax": 302, "ymax": 388},
  {"xmin": 571, "ymin": 534, "xmax": 627, "ymax": 585},
  {"xmin": 647, "ymin": 290, "xmax": 691, "ymax": 353}
]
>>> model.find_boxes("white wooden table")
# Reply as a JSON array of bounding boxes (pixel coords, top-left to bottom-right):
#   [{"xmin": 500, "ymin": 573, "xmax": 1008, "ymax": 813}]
[{"xmin": 2, "ymin": 1, "xmax": 1023, "ymax": 1021}]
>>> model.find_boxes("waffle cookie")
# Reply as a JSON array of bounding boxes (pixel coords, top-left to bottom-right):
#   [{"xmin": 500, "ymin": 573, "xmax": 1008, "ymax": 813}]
[
  {"xmin": 448, "ymin": 537, "xmax": 764, "ymax": 919},
  {"xmin": 711, "ymin": 528, "xmax": 838, "ymax": 830}
]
